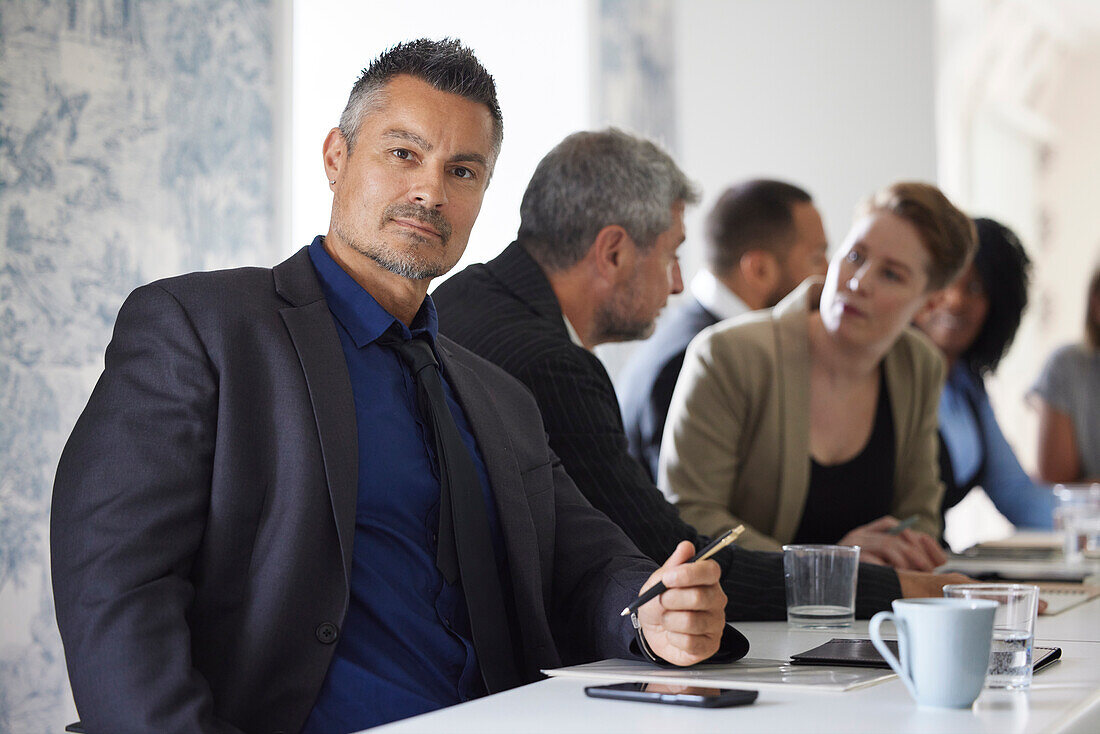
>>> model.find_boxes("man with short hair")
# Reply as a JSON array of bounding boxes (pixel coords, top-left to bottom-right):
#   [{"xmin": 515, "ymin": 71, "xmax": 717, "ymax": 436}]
[
  {"xmin": 438, "ymin": 140, "xmax": 974, "ymax": 622},
  {"xmin": 51, "ymin": 41, "xmax": 736, "ymax": 734},
  {"xmin": 618, "ymin": 179, "xmax": 829, "ymax": 482},
  {"xmin": 436, "ymin": 133, "xmax": 953, "ymax": 623}
]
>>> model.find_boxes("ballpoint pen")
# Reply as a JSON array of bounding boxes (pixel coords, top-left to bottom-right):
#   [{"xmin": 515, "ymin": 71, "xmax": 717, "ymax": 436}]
[
  {"xmin": 887, "ymin": 515, "xmax": 919, "ymax": 536},
  {"xmin": 620, "ymin": 525, "xmax": 745, "ymax": 617}
]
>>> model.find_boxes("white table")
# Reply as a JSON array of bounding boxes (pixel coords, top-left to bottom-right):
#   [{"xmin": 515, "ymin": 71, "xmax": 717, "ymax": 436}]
[
  {"xmin": 1037, "ymin": 594, "xmax": 1100, "ymax": 643},
  {"xmin": 372, "ymin": 604, "xmax": 1100, "ymax": 734}
]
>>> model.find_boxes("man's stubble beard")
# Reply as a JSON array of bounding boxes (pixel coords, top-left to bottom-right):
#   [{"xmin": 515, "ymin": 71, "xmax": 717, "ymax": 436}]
[
  {"xmin": 592, "ymin": 280, "xmax": 658, "ymax": 345},
  {"xmin": 765, "ymin": 263, "xmax": 802, "ymax": 308},
  {"xmin": 332, "ymin": 201, "xmax": 455, "ymax": 281}
]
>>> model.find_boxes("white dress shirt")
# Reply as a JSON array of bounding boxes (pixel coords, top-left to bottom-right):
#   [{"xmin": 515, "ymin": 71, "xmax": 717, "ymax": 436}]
[{"xmin": 690, "ymin": 268, "xmax": 750, "ymax": 322}]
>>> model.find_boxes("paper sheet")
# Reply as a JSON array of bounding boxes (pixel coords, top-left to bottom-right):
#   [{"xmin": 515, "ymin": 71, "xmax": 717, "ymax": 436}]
[
  {"xmin": 1039, "ymin": 584, "xmax": 1100, "ymax": 615},
  {"xmin": 543, "ymin": 657, "xmax": 896, "ymax": 693}
]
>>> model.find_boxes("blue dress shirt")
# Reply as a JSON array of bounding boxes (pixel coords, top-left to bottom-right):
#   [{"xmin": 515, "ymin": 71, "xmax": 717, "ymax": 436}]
[
  {"xmin": 940, "ymin": 363, "xmax": 1053, "ymax": 528},
  {"xmin": 302, "ymin": 237, "xmax": 505, "ymax": 732}
]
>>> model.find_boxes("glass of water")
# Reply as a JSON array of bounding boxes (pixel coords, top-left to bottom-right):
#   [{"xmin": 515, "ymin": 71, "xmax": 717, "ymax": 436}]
[
  {"xmin": 782, "ymin": 544, "xmax": 860, "ymax": 628},
  {"xmin": 943, "ymin": 583, "xmax": 1039, "ymax": 689},
  {"xmin": 1053, "ymin": 484, "xmax": 1100, "ymax": 564}
]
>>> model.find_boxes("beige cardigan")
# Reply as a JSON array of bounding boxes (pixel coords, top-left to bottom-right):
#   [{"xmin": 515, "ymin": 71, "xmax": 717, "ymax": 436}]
[{"xmin": 659, "ymin": 279, "xmax": 946, "ymax": 552}]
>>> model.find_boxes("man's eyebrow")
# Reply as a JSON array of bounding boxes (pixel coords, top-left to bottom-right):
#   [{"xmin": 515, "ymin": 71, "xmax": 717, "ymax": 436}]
[
  {"xmin": 452, "ymin": 151, "xmax": 489, "ymax": 168},
  {"xmin": 382, "ymin": 128, "xmax": 433, "ymax": 150}
]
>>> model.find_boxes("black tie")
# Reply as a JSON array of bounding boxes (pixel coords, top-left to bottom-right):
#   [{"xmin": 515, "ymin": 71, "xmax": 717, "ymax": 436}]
[{"xmin": 380, "ymin": 332, "xmax": 521, "ymax": 692}]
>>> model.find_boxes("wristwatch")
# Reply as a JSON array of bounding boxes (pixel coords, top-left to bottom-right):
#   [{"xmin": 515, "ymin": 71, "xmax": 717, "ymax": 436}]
[{"xmin": 630, "ymin": 610, "xmax": 661, "ymax": 663}]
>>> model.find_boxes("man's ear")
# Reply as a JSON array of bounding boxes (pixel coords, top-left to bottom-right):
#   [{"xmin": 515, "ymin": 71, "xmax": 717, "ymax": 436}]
[
  {"xmin": 590, "ymin": 224, "xmax": 635, "ymax": 285},
  {"xmin": 739, "ymin": 250, "xmax": 780, "ymax": 292},
  {"xmin": 323, "ymin": 128, "xmax": 347, "ymax": 187}
]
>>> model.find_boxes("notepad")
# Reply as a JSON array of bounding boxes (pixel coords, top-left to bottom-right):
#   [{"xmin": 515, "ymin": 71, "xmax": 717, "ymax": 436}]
[
  {"xmin": 789, "ymin": 638, "xmax": 1062, "ymax": 673},
  {"xmin": 1038, "ymin": 583, "xmax": 1100, "ymax": 615},
  {"xmin": 543, "ymin": 657, "xmax": 896, "ymax": 693},
  {"xmin": 937, "ymin": 559, "xmax": 1096, "ymax": 583}
]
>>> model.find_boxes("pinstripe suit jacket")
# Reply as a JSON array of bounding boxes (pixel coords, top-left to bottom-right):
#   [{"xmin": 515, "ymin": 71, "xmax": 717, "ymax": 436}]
[{"xmin": 433, "ymin": 241, "xmax": 903, "ymax": 621}]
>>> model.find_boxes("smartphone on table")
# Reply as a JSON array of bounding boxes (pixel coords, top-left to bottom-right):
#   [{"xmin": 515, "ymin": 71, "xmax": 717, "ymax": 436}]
[{"xmin": 585, "ymin": 681, "xmax": 758, "ymax": 708}]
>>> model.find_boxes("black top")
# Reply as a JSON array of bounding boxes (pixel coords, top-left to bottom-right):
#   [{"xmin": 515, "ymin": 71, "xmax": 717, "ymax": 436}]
[{"xmin": 794, "ymin": 368, "xmax": 896, "ymax": 544}]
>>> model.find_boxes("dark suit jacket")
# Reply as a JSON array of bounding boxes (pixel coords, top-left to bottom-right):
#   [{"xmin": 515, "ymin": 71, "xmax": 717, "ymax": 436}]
[
  {"xmin": 434, "ymin": 241, "xmax": 904, "ymax": 621},
  {"xmin": 617, "ymin": 296, "xmax": 719, "ymax": 482},
  {"xmin": 51, "ymin": 247, "xmax": 682, "ymax": 734}
]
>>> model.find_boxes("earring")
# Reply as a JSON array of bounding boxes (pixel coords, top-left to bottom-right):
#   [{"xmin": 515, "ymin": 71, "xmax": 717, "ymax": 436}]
[{"xmin": 328, "ymin": 179, "xmax": 336, "ymax": 185}]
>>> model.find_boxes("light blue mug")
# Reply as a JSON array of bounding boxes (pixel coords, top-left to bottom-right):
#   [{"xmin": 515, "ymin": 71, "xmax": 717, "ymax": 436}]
[{"xmin": 869, "ymin": 598, "xmax": 997, "ymax": 708}]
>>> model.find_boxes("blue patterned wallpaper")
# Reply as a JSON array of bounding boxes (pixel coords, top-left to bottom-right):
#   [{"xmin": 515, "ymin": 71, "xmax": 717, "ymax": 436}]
[
  {"xmin": 0, "ymin": 1, "xmax": 277, "ymax": 729},
  {"xmin": 594, "ymin": 0, "xmax": 678, "ymax": 154}
]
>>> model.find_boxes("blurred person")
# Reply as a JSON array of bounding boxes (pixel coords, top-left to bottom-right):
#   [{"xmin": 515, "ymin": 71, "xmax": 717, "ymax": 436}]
[
  {"xmin": 436, "ymin": 134, "xmax": 968, "ymax": 622},
  {"xmin": 618, "ymin": 179, "xmax": 829, "ymax": 482},
  {"xmin": 662, "ymin": 182, "xmax": 977, "ymax": 570},
  {"xmin": 1030, "ymin": 266, "xmax": 1100, "ymax": 482},
  {"xmin": 914, "ymin": 218, "xmax": 1054, "ymax": 528}
]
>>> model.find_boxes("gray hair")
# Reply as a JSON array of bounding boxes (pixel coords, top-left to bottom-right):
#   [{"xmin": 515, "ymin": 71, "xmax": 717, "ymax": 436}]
[
  {"xmin": 518, "ymin": 128, "xmax": 699, "ymax": 271},
  {"xmin": 338, "ymin": 38, "xmax": 503, "ymax": 165}
]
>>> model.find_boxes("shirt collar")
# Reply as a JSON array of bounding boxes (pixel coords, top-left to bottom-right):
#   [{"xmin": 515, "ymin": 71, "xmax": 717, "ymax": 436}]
[
  {"xmin": 308, "ymin": 235, "xmax": 439, "ymax": 347},
  {"xmin": 562, "ymin": 314, "xmax": 586, "ymax": 349},
  {"xmin": 948, "ymin": 361, "xmax": 981, "ymax": 393},
  {"xmin": 690, "ymin": 269, "xmax": 750, "ymax": 322}
]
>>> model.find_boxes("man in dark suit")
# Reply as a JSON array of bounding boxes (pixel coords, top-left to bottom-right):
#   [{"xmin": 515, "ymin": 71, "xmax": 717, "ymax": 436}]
[
  {"xmin": 50, "ymin": 41, "xmax": 737, "ymax": 734},
  {"xmin": 617, "ymin": 179, "xmax": 829, "ymax": 482},
  {"xmin": 435, "ymin": 132, "xmax": 976, "ymax": 622}
]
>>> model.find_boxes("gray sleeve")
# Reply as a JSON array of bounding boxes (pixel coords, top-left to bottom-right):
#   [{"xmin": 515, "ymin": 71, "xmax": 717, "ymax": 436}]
[{"xmin": 1030, "ymin": 345, "xmax": 1079, "ymax": 413}]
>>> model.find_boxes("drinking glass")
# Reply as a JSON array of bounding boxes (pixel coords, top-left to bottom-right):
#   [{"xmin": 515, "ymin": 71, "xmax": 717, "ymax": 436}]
[
  {"xmin": 782, "ymin": 544, "xmax": 860, "ymax": 628},
  {"xmin": 1053, "ymin": 484, "xmax": 1100, "ymax": 564},
  {"xmin": 943, "ymin": 583, "xmax": 1039, "ymax": 689}
]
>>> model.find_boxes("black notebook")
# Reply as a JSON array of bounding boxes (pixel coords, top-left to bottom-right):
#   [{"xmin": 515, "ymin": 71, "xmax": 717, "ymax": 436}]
[{"xmin": 790, "ymin": 638, "xmax": 1061, "ymax": 673}]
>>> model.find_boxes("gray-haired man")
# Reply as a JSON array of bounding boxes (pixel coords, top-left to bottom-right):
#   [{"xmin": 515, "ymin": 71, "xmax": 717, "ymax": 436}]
[{"xmin": 435, "ymin": 128, "xmax": 974, "ymax": 626}]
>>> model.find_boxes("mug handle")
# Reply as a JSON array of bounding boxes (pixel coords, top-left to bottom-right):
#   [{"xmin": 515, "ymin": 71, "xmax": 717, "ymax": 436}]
[{"xmin": 870, "ymin": 611, "xmax": 917, "ymax": 699}]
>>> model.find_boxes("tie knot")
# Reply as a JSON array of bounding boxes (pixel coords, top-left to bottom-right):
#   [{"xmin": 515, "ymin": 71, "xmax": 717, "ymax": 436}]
[{"xmin": 379, "ymin": 332, "xmax": 438, "ymax": 374}]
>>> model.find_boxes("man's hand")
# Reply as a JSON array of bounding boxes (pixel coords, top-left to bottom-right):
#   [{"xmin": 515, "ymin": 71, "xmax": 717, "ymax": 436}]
[
  {"xmin": 636, "ymin": 541, "xmax": 727, "ymax": 666},
  {"xmin": 898, "ymin": 569, "xmax": 976, "ymax": 598},
  {"xmin": 899, "ymin": 570, "xmax": 1049, "ymax": 613},
  {"xmin": 839, "ymin": 516, "xmax": 947, "ymax": 571}
]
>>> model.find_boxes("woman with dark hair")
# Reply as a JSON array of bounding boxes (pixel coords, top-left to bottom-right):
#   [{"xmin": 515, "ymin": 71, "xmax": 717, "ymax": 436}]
[
  {"xmin": 914, "ymin": 218, "xmax": 1053, "ymax": 528},
  {"xmin": 1030, "ymin": 266, "xmax": 1100, "ymax": 482}
]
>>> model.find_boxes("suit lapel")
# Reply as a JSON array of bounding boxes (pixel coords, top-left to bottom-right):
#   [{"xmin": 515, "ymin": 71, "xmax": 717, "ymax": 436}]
[
  {"xmin": 435, "ymin": 340, "xmax": 546, "ymax": 638},
  {"xmin": 882, "ymin": 336, "xmax": 913, "ymax": 476},
  {"xmin": 686, "ymin": 296, "xmax": 721, "ymax": 328},
  {"xmin": 771, "ymin": 281, "xmax": 817, "ymax": 542},
  {"xmin": 274, "ymin": 249, "xmax": 359, "ymax": 585}
]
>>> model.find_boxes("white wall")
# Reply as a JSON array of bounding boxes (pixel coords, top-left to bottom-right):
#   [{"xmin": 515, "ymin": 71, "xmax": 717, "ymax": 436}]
[
  {"xmin": 293, "ymin": 1, "xmax": 941, "ymax": 382},
  {"xmin": 600, "ymin": 0, "xmax": 938, "ymax": 376},
  {"xmin": 936, "ymin": 0, "xmax": 1100, "ymax": 478},
  {"xmin": 291, "ymin": 0, "xmax": 591, "ymax": 278}
]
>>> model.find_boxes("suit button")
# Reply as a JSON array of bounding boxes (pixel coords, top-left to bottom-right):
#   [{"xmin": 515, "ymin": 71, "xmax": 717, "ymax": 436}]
[{"xmin": 316, "ymin": 622, "xmax": 339, "ymax": 644}]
